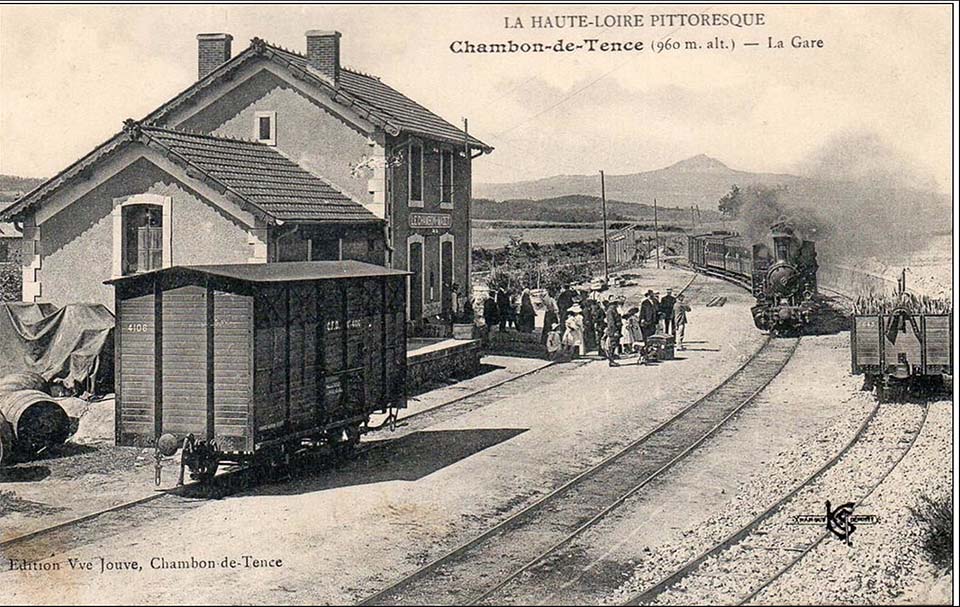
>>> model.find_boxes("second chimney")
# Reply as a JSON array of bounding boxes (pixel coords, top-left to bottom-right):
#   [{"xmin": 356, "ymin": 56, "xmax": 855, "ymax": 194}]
[
  {"xmin": 197, "ymin": 33, "xmax": 233, "ymax": 79},
  {"xmin": 306, "ymin": 30, "xmax": 341, "ymax": 83}
]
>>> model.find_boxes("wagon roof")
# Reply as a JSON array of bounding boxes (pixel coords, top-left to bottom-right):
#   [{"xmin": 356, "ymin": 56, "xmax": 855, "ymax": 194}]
[{"xmin": 105, "ymin": 260, "xmax": 409, "ymax": 286}]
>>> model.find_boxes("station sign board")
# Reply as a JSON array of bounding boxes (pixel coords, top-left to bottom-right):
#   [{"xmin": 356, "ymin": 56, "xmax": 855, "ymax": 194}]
[{"xmin": 409, "ymin": 213, "xmax": 452, "ymax": 229}]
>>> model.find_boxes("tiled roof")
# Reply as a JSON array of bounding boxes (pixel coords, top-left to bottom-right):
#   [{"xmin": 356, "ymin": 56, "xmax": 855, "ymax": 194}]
[
  {"xmin": 145, "ymin": 39, "xmax": 490, "ymax": 151},
  {"xmin": 0, "ymin": 124, "xmax": 381, "ymax": 225},
  {"xmin": 142, "ymin": 127, "xmax": 379, "ymax": 222},
  {"xmin": 269, "ymin": 45, "xmax": 490, "ymax": 150}
]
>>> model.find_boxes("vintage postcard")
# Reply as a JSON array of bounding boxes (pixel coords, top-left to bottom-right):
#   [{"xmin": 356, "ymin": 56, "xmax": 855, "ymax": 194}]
[{"xmin": 0, "ymin": 3, "xmax": 955, "ymax": 605}]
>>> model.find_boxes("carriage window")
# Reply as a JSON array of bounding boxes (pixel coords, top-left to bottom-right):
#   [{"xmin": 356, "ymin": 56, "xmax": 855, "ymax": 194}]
[{"xmin": 123, "ymin": 205, "xmax": 163, "ymax": 275}]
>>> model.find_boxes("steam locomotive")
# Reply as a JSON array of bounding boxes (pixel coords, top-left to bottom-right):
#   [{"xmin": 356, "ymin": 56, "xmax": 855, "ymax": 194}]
[{"xmin": 687, "ymin": 223, "xmax": 819, "ymax": 333}]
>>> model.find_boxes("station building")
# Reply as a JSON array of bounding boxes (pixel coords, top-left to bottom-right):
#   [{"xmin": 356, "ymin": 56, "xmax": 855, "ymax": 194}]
[{"xmin": 1, "ymin": 31, "xmax": 491, "ymax": 321}]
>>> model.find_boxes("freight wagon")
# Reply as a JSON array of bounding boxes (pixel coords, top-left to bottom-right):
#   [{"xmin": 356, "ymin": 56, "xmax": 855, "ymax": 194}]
[
  {"xmin": 107, "ymin": 261, "xmax": 408, "ymax": 482},
  {"xmin": 851, "ymin": 307, "xmax": 952, "ymax": 402}
]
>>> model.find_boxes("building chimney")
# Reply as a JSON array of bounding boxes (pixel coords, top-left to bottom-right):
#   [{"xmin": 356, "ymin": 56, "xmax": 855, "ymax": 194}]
[
  {"xmin": 306, "ymin": 30, "xmax": 341, "ymax": 83},
  {"xmin": 197, "ymin": 33, "xmax": 233, "ymax": 79}
]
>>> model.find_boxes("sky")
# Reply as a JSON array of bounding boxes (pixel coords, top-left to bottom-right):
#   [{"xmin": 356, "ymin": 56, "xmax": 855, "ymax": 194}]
[{"xmin": 0, "ymin": 4, "xmax": 953, "ymax": 192}]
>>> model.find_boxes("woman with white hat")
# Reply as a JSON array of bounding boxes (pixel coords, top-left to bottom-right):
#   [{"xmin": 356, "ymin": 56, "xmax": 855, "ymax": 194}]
[{"xmin": 562, "ymin": 304, "xmax": 585, "ymax": 359}]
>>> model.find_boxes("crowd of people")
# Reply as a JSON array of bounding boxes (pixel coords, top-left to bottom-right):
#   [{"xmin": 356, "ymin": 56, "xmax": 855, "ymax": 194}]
[{"xmin": 475, "ymin": 281, "xmax": 692, "ymax": 367}]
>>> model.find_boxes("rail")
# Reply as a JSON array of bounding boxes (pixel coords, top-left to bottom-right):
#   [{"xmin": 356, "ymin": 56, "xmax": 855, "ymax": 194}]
[
  {"xmin": 359, "ymin": 336, "xmax": 800, "ymax": 605},
  {"xmin": 620, "ymin": 402, "xmax": 929, "ymax": 606}
]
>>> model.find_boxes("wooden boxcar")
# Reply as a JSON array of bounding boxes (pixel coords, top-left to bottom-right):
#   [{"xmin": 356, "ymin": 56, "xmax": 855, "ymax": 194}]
[
  {"xmin": 107, "ymin": 261, "xmax": 408, "ymax": 479},
  {"xmin": 851, "ymin": 312, "xmax": 952, "ymax": 401}
]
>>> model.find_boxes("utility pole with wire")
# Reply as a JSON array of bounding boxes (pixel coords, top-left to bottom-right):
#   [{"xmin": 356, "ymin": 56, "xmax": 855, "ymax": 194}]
[
  {"xmin": 463, "ymin": 117, "xmax": 472, "ymax": 300},
  {"xmin": 600, "ymin": 170, "xmax": 609, "ymax": 283},
  {"xmin": 653, "ymin": 197, "xmax": 661, "ymax": 269}
]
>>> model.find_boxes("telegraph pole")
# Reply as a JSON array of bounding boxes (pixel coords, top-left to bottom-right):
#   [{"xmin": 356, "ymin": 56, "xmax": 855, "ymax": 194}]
[
  {"xmin": 653, "ymin": 197, "xmax": 661, "ymax": 269},
  {"xmin": 600, "ymin": 170, "xmax": 609, "ymax": 283},
  {"xmin": 463, "ymin": 118, "xmax": 472, "ymax": 299}
]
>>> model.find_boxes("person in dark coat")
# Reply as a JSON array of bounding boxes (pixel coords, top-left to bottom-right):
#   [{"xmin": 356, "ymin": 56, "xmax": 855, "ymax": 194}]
[
  {"xmin": 556, "ymin": 285, "xmax": 575, "ymax": 330},
  {"xmin": 640, "ymin": 290, "xmax": 658, "ymax": 341},
  {"xmin": 660, "ymin": 288, "xmax": 677, "ymax": 335},
  {"xmin": 496, "ymin": 287, "xmax": 512, "ymax": 332},
  {"xmin": 604, "ymin": 299, "xmax": 622, "ymax": 366},
  {"xmin": 582, "ymin": 298, "xmax": 597, "ymax": 354},
  {"xmin": 594, "ymin": 298, "xmax": 608, "ymax": 358},
  {"xmin": 482, "ymin": 291, "xmax": 499, "ymax": 343},
  {"xmin": 518, "ymin": 289, "xmax": 535, "ymax": 333}
]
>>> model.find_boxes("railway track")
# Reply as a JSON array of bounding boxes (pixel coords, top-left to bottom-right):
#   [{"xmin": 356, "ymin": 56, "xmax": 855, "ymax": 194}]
[
  {"xmin": 0, "ymin": 359, "xmax": 568, "ymax": 563},
  {"xmin": 359, "ymin": 336, "xmax": 800, "ymax": 606},
  {"xmin": 619, "ymin": 402, "xmax": 929, "ymax": 606}
]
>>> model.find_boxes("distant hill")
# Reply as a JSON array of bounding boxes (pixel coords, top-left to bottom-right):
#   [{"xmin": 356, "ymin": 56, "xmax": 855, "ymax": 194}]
[
  {"xmin": 0, "ymin": 174, "xmax": 45, "ymax": 203},
  {"xmin": 472, "ymin": 194, "xmax": 720, "ymax": 225},
  {"xmin": 475, "ymin": 154, "xmax": 800, "ymax": 207}
]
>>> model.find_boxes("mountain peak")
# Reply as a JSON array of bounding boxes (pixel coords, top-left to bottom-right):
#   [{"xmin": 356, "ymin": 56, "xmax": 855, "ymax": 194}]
[{"xmin": 665, "ymin": 154, "xmax": 730, "ymax": 172}]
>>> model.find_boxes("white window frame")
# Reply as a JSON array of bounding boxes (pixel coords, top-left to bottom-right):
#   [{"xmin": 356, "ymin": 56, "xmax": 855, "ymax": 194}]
[
  {"xmin": 440, "ymin": 149, "xmax": 454, "ymax": 210},
  {"xmin": 408, "ymin": 141, "xmax": 424, "ymax": 208},
  {"xmin": 112, "ymin": 194, "xmax": 172, "ymax": 279},
  {"xmin": 406, "ymin": 234, "xmax": 425, "ymax": 320},
  {"xmin": 254, "ymin": 110, "xmax": 277, "ymax": 146}
]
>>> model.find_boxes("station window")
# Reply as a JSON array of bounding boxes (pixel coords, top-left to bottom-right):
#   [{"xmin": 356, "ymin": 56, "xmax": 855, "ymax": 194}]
[
  {"xmin": 254, "ymin": 111, "xmax": 277, "ymax": 146},
  {"xmin": 122, "ymin": 205, "xmax": 163, "ymax": 275},
  {"xmin": 409, "ymin": 142, "xmax": 423, "ymax": 204},
  {"xmin": 440, "ymin": 150, "xmax": 454, "ymax": 206}
]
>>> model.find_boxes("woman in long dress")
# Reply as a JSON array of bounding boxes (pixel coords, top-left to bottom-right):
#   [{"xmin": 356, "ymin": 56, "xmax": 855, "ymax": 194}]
[
  {"xmin": 541, "ymin": 291, "xmax": 559, "ymax": 345},
  {"xmin": 518, "ymin": 289, "xmax": 536, "ymax": 333},
  {"xmin": 562, "ymin": 304, "xmax": 584, "ymax": 359}
]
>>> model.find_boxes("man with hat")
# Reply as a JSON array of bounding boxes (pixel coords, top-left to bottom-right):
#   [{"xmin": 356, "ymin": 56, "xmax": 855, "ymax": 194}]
[
  {"xmin": 674, "ymin": 293, "xmax": 692, "ymax": 350},
  {"xmin": 482, "ymin": 290, "xmax": 499, "ymax": 344},
  {"xmin": 640, "ymin": 290, "xmax": 659, "ymax": 342},
  {"xmin": 660, "ymin": 288, "xmax": 677, "ymax": 335}
]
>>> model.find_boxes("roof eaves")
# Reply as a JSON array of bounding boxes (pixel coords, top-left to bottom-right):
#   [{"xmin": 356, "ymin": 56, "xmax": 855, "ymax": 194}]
[
  {"xmin": 137, "ymin": 126, "xmax": 279, "ymax": 225},
  {"xmin": 144, "ymin": 46, "xmax": 262, "ymax": 126},
  {"xmin": 0, "ymin": 130, "xmax": 132, "ymax": 222},
  {"xmin": 263, "ymin": 44, "xmax": 402, "ymax": 136}
]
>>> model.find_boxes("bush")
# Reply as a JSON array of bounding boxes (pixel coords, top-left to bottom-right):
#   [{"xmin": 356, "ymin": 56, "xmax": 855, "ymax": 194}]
[
  {"xmin": 0, "ymin": 263, "xmax": 21, "ymax": 302},
  {"xmin": 912, "ymin": 492, "xmax": 953, "ymax": 571}
]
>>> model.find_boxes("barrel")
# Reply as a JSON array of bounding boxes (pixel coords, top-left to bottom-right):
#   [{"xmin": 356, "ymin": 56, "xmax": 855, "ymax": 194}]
[
  {"xmin": 0, "ymin": 372, "xmax": 48, "ymax": 394},
  {"xmin": 0, "ymin": 389, "xmax": 71, "ymax": 457}
]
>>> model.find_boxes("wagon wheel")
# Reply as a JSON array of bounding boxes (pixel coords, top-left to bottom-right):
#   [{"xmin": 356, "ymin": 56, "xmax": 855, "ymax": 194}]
[
  {"xmin": 878, "ymin": 379, "xmax": 906, "ymax": 404},
  {"xmin": 328, "ymin": 425, "xmax": 361, "ymax": 462}
]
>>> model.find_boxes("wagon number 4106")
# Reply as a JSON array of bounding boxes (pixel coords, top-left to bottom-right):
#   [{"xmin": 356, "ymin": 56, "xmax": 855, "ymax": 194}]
[{"xmin": 126, "ymin": 323, "xmax": 151, "ymax": 333}]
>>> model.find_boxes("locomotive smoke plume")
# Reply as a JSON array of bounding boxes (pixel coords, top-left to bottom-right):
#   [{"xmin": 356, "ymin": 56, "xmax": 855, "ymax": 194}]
[
  {"xmin": 738, "ymin": 131, "xmax": 948, "ymax": 264},
  {"xmin": 735, "ymin": 185, "xmax": 831, "ymax": 246}
]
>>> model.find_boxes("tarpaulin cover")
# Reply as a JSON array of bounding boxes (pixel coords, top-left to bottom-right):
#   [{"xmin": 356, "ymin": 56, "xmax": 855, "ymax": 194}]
[{"xmin": 0, "ymin": 302, "xmax": 114, "ymax": 392}]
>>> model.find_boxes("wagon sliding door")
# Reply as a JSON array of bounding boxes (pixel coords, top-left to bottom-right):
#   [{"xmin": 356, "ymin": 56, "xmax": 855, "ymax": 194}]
[
  {"xmin": 117, "ymin": 288, "xmax": 157, "ymax": 445},
  {"xmin": 161, "ymin": 284, "xmax": 208, "ymax": 438}
]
